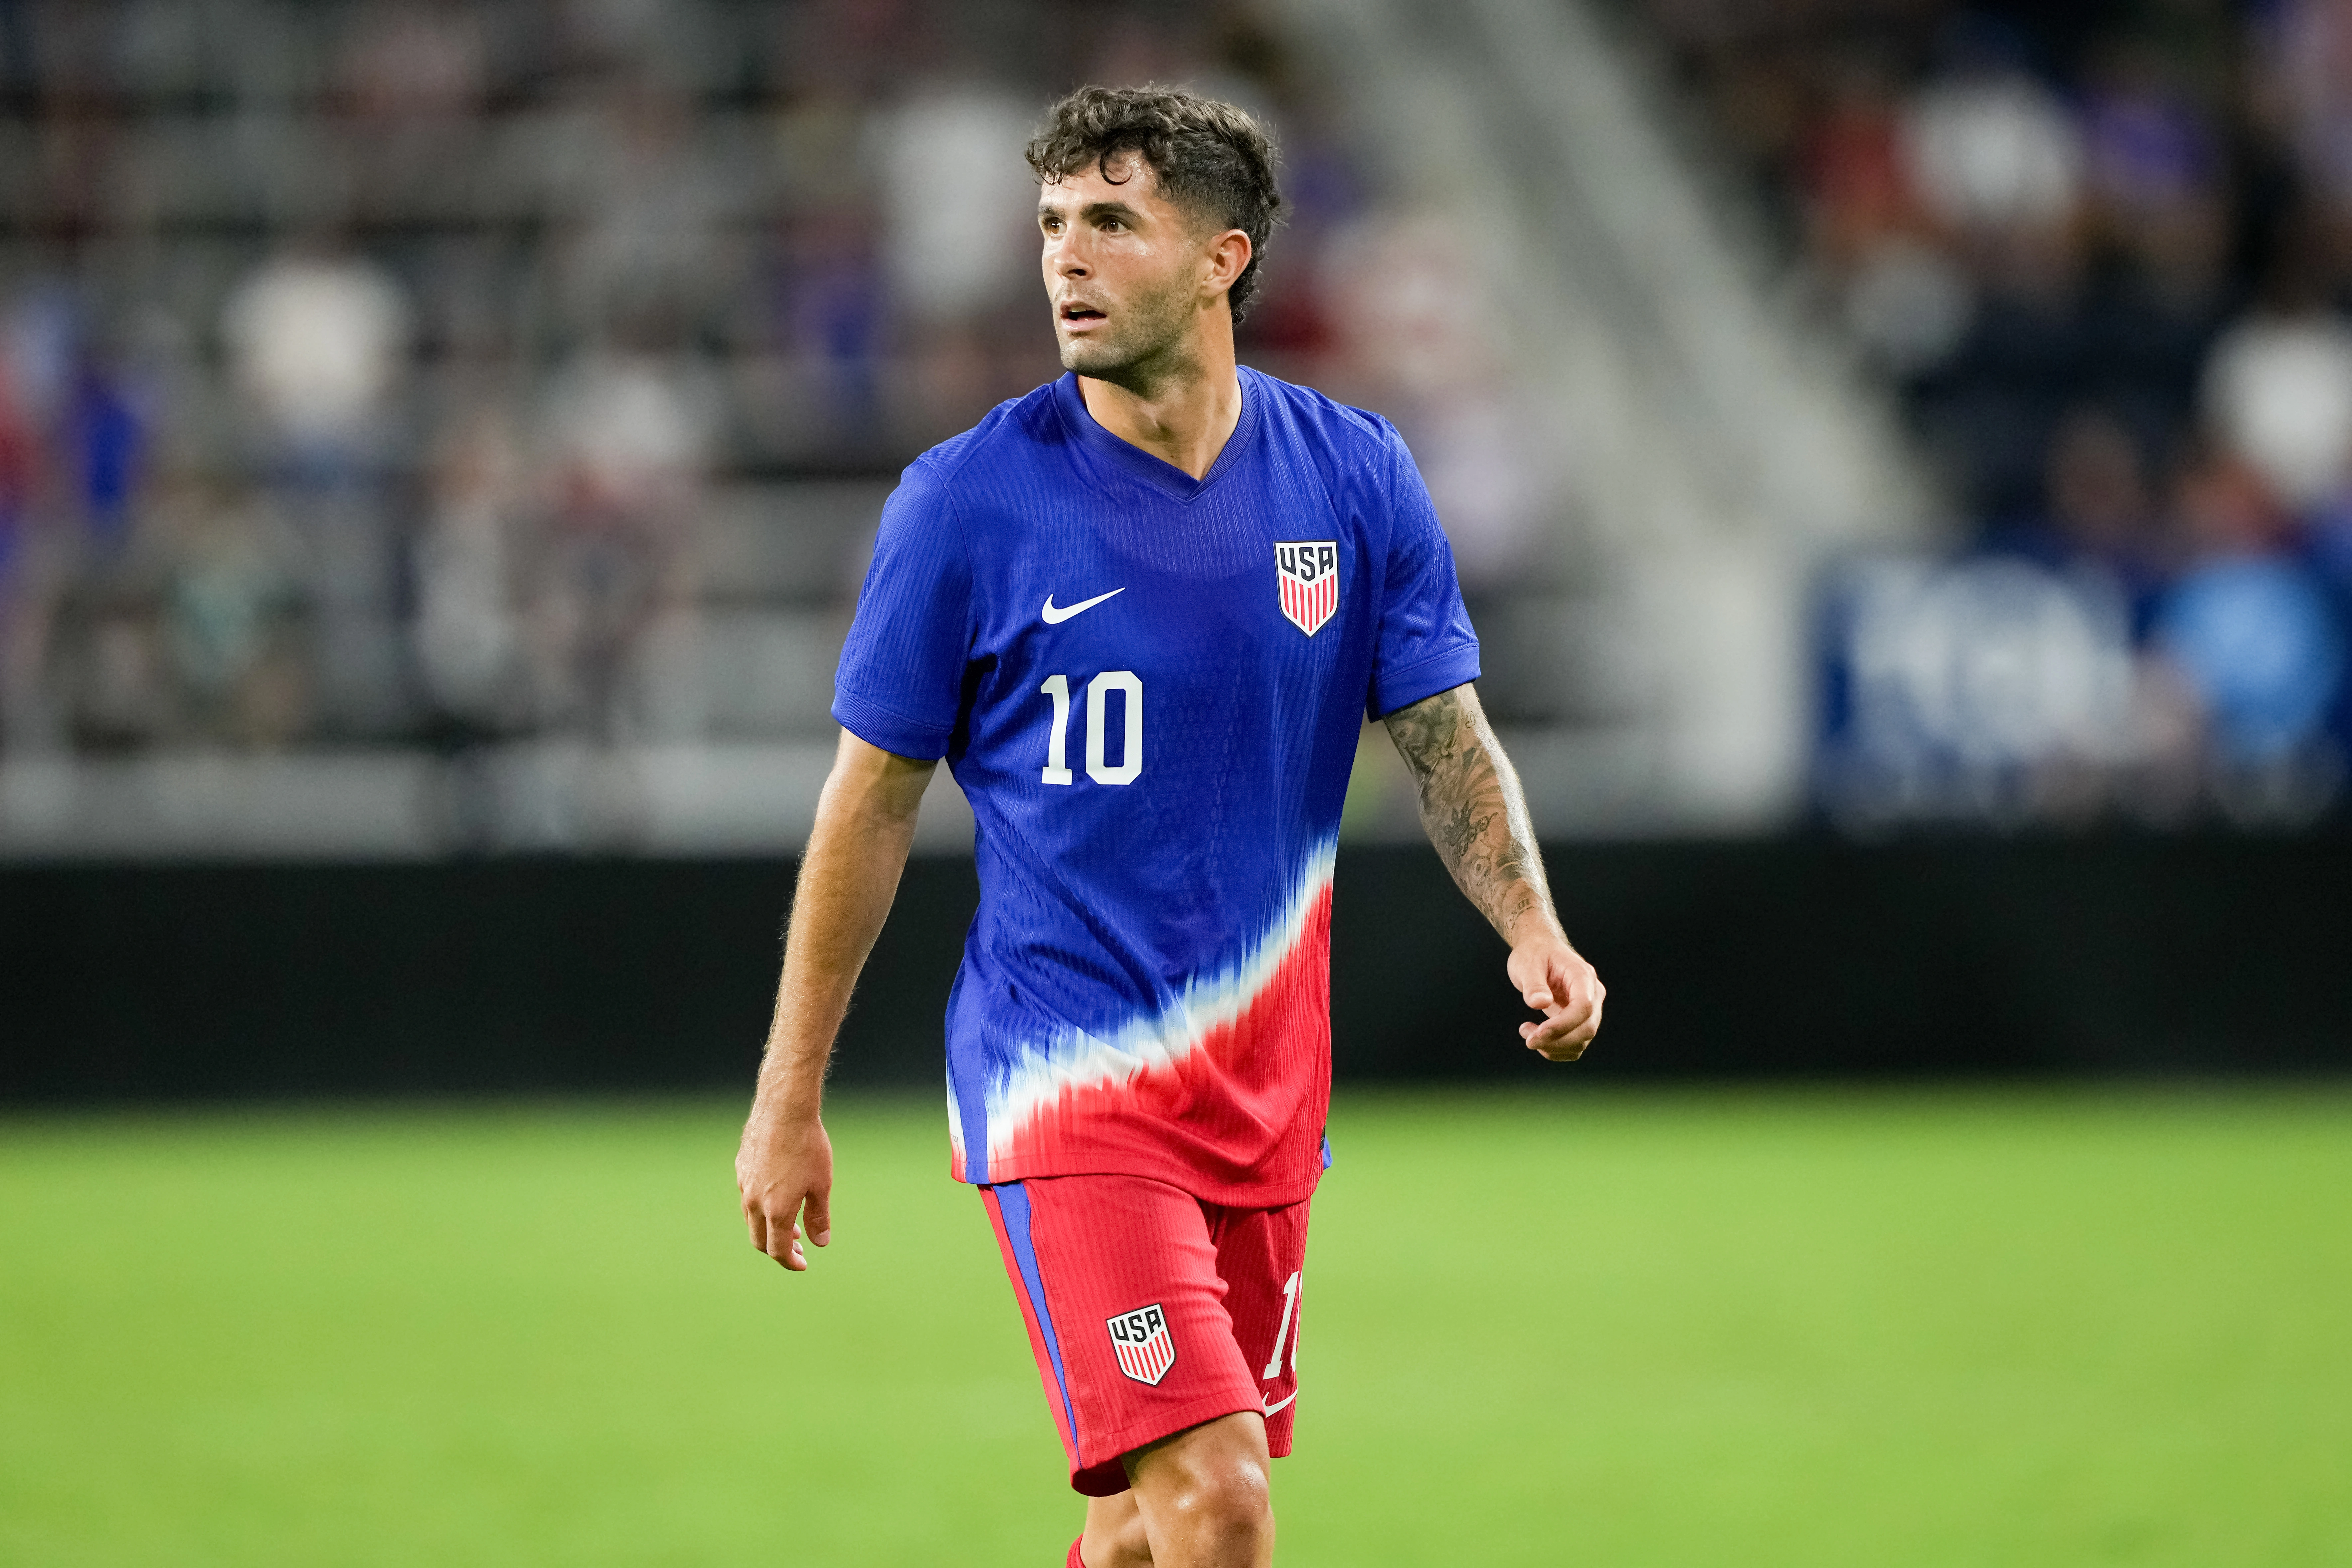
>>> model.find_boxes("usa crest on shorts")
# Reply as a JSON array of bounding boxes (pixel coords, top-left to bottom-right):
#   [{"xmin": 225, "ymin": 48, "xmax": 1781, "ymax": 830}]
[
  {"xmin": 1274, "ymin": 541, "xmax": 1339, "ymax": 636},
  {"xmin": 1106, "ymin": 1303, "xmax": 1176, "ymax": 1385}
]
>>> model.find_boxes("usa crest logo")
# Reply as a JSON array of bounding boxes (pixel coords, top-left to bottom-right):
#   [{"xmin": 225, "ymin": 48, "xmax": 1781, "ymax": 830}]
[
  {"xmin": 1274, "ymin": 541, "xmax": 1339, "ymax": 636},
  {"xmin": 1106, "ymin": 1303, "xmax": 1176, "ymax": 1386}
]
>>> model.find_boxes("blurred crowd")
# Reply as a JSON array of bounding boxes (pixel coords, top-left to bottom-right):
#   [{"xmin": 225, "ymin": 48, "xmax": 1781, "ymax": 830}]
[
  {"xmin": 0, "ymin": 0, "xmax": 1523, "ymax": 761},
  {"xmin": 1653, "ymin": 0, "xmax": 2352, "ymax": 824}
]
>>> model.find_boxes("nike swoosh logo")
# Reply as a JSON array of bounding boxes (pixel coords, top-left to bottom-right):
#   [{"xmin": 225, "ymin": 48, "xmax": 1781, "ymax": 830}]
[
  {"xmin": 1260, "ymin": 1391, "xmax": 1297, "ymax": 1417},
  {"xmin": 1041, "ymin": 587, "xmax": 1124, "ymax": 624}
]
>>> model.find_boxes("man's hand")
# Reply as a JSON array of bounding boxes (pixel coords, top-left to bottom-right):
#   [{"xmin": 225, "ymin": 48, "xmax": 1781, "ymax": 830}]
[
  {"xmin": 1509, "ymin": 935, "xmax": 1603, "ymax": 1061},
  {"xmin": 736, "ymin": 1108, "xmax": 834, "ymax": 1271}
]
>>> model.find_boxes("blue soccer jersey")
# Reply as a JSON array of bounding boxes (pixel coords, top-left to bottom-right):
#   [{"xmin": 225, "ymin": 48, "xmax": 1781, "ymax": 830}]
[{"xmin": 832, "ymin": 368, "xmax": 1478, "ymax": 1206}]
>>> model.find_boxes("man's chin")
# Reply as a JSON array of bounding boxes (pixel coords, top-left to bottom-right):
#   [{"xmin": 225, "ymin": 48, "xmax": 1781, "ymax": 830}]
[{"xmin": 1058, "ymin": 337, "xmax": 1130, "ymax": 377}]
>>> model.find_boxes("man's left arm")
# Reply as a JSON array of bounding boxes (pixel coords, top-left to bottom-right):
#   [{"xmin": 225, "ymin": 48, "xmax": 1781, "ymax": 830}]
[{"xmin": 1382, "ymin": 682, "xmax": 1603, "ymax": 1061}]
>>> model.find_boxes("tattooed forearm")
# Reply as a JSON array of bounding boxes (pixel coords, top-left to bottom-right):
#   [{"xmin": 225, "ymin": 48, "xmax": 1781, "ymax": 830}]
[{"xmin": 1382, "ymin": 684, "xmax": 1561, "ymax": 945}]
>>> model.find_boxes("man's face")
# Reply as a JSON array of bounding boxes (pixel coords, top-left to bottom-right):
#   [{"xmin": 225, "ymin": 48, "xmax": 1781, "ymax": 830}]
[{"xmin": 1038, "ymin": 154, "xmax": 1214, "ymax": 383}]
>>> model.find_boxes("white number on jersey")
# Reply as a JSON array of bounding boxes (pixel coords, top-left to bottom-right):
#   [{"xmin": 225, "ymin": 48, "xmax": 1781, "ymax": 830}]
[
  {"xmin": 1038, "ymin": 675, "xmax": 1074, "ymax": 784},
  {"xmin": 1264, "ymin": 1269, "xmax": 1301, "ymax": 1379},
  {"xmin": 1040, "ymin": 671, "xmax": 1143, "ymax": 786}
]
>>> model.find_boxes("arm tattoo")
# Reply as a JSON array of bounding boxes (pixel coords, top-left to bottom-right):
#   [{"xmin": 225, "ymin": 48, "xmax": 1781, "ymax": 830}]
[{"xmin": 1383, "ymin": 686, "xmax": 1559, "ymax": 944}]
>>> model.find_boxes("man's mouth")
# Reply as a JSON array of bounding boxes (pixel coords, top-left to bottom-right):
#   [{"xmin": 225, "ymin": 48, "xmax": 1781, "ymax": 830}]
[{"xmin": 1059, "ymin": 301, "xmax": 1108, "ymax": 328}]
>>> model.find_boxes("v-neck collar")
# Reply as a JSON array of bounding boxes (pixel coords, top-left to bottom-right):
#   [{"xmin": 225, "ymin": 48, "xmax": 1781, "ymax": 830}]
[{"xmin": 1053, "ymin": 368, "xmax": 1261, "ymax": 504}]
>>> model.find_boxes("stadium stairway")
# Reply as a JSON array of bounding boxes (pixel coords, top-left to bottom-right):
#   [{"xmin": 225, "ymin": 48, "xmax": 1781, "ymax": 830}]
[{"xmin": 1264, "ymin": 0, "xmax": 1939, "ymax": 833}]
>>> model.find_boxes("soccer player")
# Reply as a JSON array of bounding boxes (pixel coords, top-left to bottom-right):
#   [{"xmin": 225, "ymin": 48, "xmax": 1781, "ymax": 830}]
[{"xmin": 736, "ymin": 86, "xmax": 1603, "ymax": 1568}]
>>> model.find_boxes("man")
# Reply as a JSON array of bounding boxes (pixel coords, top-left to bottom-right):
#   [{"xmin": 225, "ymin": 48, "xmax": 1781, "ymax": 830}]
[{"xmin": 736, "ymin": 86, "xmax": 1603, "ymax": 1568}]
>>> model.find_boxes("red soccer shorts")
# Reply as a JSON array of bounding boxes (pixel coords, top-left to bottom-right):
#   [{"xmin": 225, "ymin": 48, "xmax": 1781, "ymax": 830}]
[{"xmin": 980, "ymin": 1172, "xmax": 1308, "ymax": 1496}]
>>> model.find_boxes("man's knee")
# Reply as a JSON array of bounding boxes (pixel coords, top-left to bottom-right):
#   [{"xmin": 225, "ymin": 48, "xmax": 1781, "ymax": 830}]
[
  {"xmin": 1170, "ymin": 1448, "xmax": 1267, "ymax": 1528},
  {"xmin": 1128, "ymin": 1413, "xmax": 1274, "ymax": 1554},
  {"xmin": 1183, "ymin": 1452, "xmax": 1271, "ymax": 1544}
]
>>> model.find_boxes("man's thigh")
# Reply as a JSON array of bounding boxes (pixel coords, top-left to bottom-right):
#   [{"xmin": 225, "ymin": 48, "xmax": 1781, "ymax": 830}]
[
  {"xmin": 980, "ymin": 1173, "xmax": 1309, "ymax": 1495},
  {"xmin": 1206, "ymin": 1195, "xmax": 1308, "ymax": 1457}
]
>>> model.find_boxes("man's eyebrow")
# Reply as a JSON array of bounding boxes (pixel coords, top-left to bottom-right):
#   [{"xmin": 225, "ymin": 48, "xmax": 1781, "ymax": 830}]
[{"xmin": 1038, "ymin": 196, "xmax": 1148, "ymax": 225}]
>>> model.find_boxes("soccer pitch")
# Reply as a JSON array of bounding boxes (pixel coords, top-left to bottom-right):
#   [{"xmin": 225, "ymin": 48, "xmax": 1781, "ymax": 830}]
[{"xmin": 3, "ymin": 1088, "xmax": 2346, "ymax": 1566}]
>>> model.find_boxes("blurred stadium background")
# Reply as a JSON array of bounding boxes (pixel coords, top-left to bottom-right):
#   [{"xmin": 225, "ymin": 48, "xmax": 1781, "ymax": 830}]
[{"xmin": 2, "ymin": 0, "xmax": 2348, "ymax": 1563}]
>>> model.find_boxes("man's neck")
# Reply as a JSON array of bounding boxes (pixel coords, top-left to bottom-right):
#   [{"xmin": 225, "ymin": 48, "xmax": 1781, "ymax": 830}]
[{"xmin": 1077, "ymin": 320, "xmax": 1244, "ymax": 481}]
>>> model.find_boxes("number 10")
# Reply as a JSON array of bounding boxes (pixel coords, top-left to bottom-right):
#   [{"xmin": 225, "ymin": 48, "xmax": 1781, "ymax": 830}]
[{"xmin": 1039, "ymin": 671, "xmax": 1143, "ymax": 786}]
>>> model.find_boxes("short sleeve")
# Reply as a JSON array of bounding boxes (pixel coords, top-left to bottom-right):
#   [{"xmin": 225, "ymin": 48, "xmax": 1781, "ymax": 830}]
[
  {"xmin": 831, "ymin": 462, "xmax": 974, "ymax": 759},
  {"xmin": 1365, "ymin": 425, "xmax": 1481, "ymax": 718}
]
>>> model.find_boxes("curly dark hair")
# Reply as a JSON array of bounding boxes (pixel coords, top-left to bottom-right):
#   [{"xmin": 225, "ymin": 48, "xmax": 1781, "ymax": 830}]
[{"xmin": 1025, "ymin": 84, "xmax": 1284, "ymax": 323}]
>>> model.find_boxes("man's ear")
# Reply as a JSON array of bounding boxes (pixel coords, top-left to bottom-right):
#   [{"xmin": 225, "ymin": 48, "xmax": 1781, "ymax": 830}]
[{"xmin": 1203, "ymin": 228, "xmax": 1253, "ymax": 299}]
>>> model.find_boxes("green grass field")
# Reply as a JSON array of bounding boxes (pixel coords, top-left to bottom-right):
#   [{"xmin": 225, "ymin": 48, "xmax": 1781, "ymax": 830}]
[{"xmin": 4, "ymin": 1087, "xmax": 2347, "ymax": 1566}]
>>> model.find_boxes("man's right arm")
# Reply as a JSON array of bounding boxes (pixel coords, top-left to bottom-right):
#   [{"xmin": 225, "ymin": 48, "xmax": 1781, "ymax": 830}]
[{"xmin": 736, "ymin": 729, "xmax": 937, "ymax": 1271}]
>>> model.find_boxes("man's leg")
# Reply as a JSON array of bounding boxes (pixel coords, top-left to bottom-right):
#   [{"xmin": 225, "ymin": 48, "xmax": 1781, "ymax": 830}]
[
  {"xmin": 983, "ymin": 1176, "xmax": 1276, "ymax": 1496},
  {"xmin": 1076, "ymin": 1411, "xmax": 1273, "ymax": 1568}
]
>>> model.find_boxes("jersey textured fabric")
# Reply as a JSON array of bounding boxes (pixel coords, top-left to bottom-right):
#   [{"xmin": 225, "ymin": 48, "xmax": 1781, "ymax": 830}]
[
  {"xmin": 833, "ymin": 368, "xmax": 1479, "ymax": 1207},
  {"xmin": 981, "ymin": 1173, "xmax": 1308, "ymax": 1496}
]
